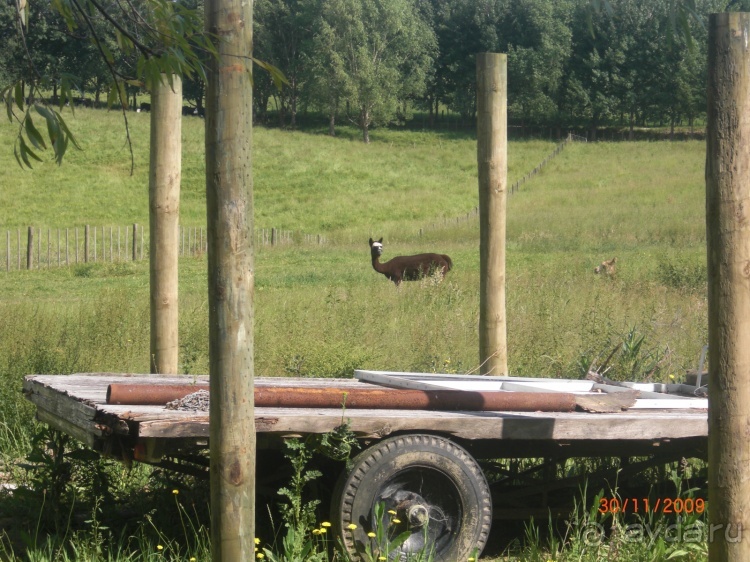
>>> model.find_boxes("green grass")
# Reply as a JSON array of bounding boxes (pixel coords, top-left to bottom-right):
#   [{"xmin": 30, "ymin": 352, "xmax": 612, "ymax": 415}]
[
  {"xmin": 0, "ymin": 109, "xmax": 556, "ymax": 239},
  {"xmin": 0, "ymin": 109, "xmax": 711, "ymax": 560},
  {"xmin": 0, "ymin": 109, "xmax": 708, "ymax": 430}
]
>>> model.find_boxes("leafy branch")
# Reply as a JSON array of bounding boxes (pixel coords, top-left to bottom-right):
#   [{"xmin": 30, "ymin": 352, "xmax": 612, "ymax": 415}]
[{"xmin": 3, "ymin": 0, "xmax": 285, "ymax": 171}]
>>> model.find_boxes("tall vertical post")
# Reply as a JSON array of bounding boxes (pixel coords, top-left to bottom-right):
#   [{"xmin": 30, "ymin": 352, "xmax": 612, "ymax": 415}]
[
  {"xmin": 149, "ymin": 74, "xmax": 182, "ymax": 375},
  {"xmin": 26, "ymin": 226, "xmax": 33, "ymax": 269},
  {"xmin": 706, "ymin": 12, "xmax": 750, "ymax": 562},
  {"xmin": 205, "ymin": 0, "xmax": 256, "ymax": 557},
  {"xmin": 132, "ymin": 223, "xmax": 137, "ymax": 261},
  {"xmin": 476, "ymin": 52, "xmax": 508, "ymax": 376}
]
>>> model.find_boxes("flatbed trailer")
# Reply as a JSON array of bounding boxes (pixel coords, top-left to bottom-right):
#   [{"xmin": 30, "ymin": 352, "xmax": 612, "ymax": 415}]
[{"xmin": 23, "ymin": 371, "xmax": 708, "ymax": 560}]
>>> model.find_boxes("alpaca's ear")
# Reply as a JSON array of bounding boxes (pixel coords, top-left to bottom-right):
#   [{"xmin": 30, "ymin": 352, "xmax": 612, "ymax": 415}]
[
  {"xmin": 378, "ymin": 238, "xmax": 383, "ymax": 243},
  {"xmin": 369, "ymin": 238, "xmax": 373, "ymax": 246}
]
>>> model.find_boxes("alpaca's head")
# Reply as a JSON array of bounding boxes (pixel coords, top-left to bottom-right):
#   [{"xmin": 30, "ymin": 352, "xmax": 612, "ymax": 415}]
[{"xmin": 369, "ymin": 237, "xmax": 383, "ymax": 258}]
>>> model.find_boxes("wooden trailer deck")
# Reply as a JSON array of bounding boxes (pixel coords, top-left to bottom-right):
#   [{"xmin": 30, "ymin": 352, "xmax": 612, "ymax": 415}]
[{"xmin": 23, "ymin": 371, "xmax": 709, "ymax": 466}]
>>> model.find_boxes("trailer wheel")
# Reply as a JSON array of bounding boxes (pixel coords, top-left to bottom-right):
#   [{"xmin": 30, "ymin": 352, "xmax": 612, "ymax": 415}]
[{"xmin": 332, "ymin": 434, "xmax": 492, "ymax": 561}]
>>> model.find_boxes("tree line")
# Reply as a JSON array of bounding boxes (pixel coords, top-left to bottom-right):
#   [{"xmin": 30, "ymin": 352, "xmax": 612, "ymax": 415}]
[
  {"xmin": 3, "ymin": 0, "xmax": 750, "ymax": 142},
  {"xmin": 254, "ymin": 0, "xmax": 736, "ymax": 141}
]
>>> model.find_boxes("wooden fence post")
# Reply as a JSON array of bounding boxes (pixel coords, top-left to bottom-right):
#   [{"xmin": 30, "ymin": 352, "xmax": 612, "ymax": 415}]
[
  {"xmin": 84, "ymin": 225, "xmax": 90, "ymax": 263},
  {"xmin": 132, "ymin": 223, "xmax": 137, "ymax": 261},
  {"xmin": 476, "ymin": 52, "xmax": 508, "ymax": 376},
  {"xmin": 149, "ymin": 72, "xmax": 182, "ymax": 376},
  {"xmin": 26, "ymin": 226, "xmax": 33, "ymax": 270},
  {"xmin": 706, "ymin": 12, "xmax": 750, "ymax": 562},
  {"xmin": 205, "ymin": 0, "xmax": 257, "ymax": 550}
]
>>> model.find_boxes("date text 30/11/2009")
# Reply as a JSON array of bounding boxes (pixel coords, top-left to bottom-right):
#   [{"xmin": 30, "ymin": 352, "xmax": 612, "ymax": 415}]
[{"xmin": 598, "ymin": 497, "xmax": 706, "ymax": 515}]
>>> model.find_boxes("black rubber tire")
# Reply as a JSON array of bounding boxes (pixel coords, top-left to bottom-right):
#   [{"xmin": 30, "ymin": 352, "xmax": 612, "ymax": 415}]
[{"xmin": 331, "ymin": 434, "xmax": 492, "ymax": 561}]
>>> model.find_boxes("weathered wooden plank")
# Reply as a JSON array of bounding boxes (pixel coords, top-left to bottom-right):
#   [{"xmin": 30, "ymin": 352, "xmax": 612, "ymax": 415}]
[
  {"xmin": 35, "ymin": 408, "xmax": 99, "ymax": 448},
  {"xmin": 131, "ymin": 408, "xmax": 708, "ymax": 441},
  {"xmin": 24, "ymin": 378, "xmax": 107, "ymax": 437},
  {"xmin": 24, "ymin": 374, "xmax": 709, "ymax": 449}
]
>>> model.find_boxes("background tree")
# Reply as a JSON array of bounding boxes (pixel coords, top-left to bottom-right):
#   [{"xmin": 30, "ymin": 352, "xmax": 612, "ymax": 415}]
[
  {"xmin": 254, "ymin": 0, "xmax": 316, "ymax": 128},
  {"xmin": 317, "ymin": 0, "xmax": 436, "ymax": 142},
  {"xmin": 305, "ymin": 13, "xmax": 351, "ymax": 136},
  {"xmin": 432, "ymin": 0, "xmax": 502, "ymax": 120},
  {"xmin": 2, "ymin": 0, "xmax": 212, "ymax": 168},
  {"xmin": 500, "ymin": 0, "xmax": 575, "ymax": 136}
]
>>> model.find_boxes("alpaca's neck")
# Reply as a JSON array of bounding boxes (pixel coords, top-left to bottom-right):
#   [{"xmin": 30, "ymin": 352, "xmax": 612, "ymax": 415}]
[{"xmin": 371, "ymin": 255, "xmax": 387, "ymax": 273}]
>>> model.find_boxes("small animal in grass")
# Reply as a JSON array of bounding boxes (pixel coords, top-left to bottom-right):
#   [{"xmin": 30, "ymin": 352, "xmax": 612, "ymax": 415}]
[
  {"xmin": 369, "ymin": 237, "xmax": 452, "ymax": 286},
  {"xmin": 594, "ymin": 257, "xmax": 617, "ymax": 275}
]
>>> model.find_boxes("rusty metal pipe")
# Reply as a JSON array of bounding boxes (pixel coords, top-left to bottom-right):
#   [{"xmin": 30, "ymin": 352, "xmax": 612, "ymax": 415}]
[
  {"xmin": 106, "ymin": 383, "xmax": 577, "ymax": 412},
  {"xmin": 107, "ymin": 384, "xmax": 209, "ymax": 405}
]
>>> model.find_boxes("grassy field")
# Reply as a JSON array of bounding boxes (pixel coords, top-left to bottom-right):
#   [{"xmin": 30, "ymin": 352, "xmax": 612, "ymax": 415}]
[{"xmin": 0, "ymin": 108, "xmax": 709, "ymax": 560}]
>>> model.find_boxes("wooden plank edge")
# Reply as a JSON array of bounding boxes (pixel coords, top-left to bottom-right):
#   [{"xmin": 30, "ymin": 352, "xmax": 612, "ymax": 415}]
[{"xmin": 35, "ymin": 408, "xmax": 100, "ymax": 449}]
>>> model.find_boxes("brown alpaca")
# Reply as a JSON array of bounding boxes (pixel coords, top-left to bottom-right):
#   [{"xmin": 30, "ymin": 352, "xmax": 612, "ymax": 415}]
[
  {"xmin": 369, "ymin": 238, "xmax": 452, "ymax": 286},
  {"xmin": 594, "ymin": 257, "xmax": 617, "ymax": 275}
]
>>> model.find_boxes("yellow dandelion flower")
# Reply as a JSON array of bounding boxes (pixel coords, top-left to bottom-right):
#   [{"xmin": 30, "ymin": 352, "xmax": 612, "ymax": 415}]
[
  {"xmin": 347, "ymin": 523, "xmax": 357, "ymax": 530},
  {"xmin": 367, "ymin": 532, "xmax": 377, "ymax": 538},
  {"xmin": 254, "ymin": 538, "xmax": 261, "ymax": 545},
  {"xmin": 312, "ymin": 529, "xmax": 322, "ymax": 535},
  {"xmin": 156, "ymin": 545, "xmax": 164, "ymax": 551},
  {"xmin": 257, "ymin": 554, "xmax": 265, "ymax": 560},
  {"xmin": 172, "ymin": 489, "xmax": 179, "ymax": 495},
  {"xmin": 669, "ymin": 374, "xmax": 675, "ymax": 380},
  {"xmin": 387, "ymin": 510, "xmax": 397, "ymax": 515},
  {"xmin": 321, "ymin": 522, "xmax": 332, "ymax": 527},
  {"xmin": 392, "ymin": 518, "xmax": 401, "ymax": 524},
  {"xmin": 190, "ymin": 558, "xmax": 196, "ymax": 562},
  {"xmin": 319, "ymin": 527, "xmax": 328, "ymax": 533},
  {"xmin": 378, "ymin": 557, "xmax": 387, "ymax": 561}
]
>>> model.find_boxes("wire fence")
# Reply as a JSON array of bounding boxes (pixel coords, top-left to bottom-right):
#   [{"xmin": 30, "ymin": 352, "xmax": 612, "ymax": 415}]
[
  {"xmin": 417, "ymin": 133, "xmax": 579, "ymax": 236},
  {"xmin": 1, "ymin": 225, "xmax": 327, "ymax": 272},
  {"xmin": 4, "ymin": 135, "xmax": 577, "ymax": 271}
]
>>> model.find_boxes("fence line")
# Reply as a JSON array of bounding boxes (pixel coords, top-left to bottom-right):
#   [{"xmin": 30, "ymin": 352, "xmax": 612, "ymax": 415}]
[
  {"xmin": 417, "ymin": 133, "xmax": 580, "ymax": 237},
  {"xmin": 1, "ymin": 225, "xmax": 327, "ymax": 272}
]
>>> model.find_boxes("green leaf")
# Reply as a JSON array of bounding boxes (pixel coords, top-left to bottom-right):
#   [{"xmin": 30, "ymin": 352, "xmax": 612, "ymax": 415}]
[
  {"xmin": 387, "ymin": 530, "xmax": 412, "ymax": 551},
  {"xmin": 55, "ymin": 112, "xmax": 81, "ymax": 150},
  {"xmin": 13, "ymin": 146, "xmax": 23, "ymax": 169},
  {"xmin": 55, "ymin": 133, "xmax": 69, "ymax": 165},
  {"xmin": 14, "ymin": 82, "xmax": 24, "ymax": 111},
  {"xmin": 3, "ymin": 86, "xmax": 13, "ymax": 121},
  {"xmin": 24, "ymin": 115, "xmax": 47, "ymax": 150},
  {"xmin": 100, "ymin": 42, "xmax": 115, "ymax": 65},
  {"xmin": 107, "ymin": 85, "xmax": 118, "ymax": 109},
  {"xmin": 19, "ymin": 138, "xmax": 34, "ymax": 168},
  {"xmin": 253, "ymin": 58, "xmax": 289, "ymax": 90}
]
